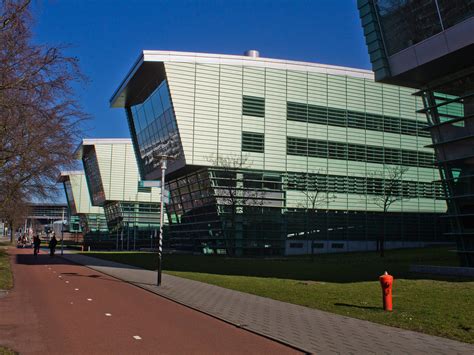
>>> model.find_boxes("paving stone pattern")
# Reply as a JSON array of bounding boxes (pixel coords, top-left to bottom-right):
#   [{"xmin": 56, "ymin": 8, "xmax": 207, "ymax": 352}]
[{"xmin": 63, "ymin": 254, "xmax": 474, "ymax": 354}]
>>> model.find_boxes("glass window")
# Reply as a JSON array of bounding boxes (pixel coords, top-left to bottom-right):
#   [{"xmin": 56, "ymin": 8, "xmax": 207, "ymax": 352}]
[
  {"xmin": 243, "ymin": 96, "xmax": 265, "ymax": 117},
  {"xmin": 82, "ymin": 147, "xmax": 106, "ymax": 204},
  {"xmin": 242, "ymin": 132, "xmax": 265, "ymax": 153},
  {"xmin": 375, "ymin": 0, "xmax": 443, "ymax": 56},
  {"xmin": 287, "ymin": 136, "xmax": 435, "ymax": 168},
  {"xmin": 129, "ymin": 80, "xmax": 184, "ymax": 177},
  {"xmin": 287, "ymin": 101, "xmax": 430, "ymax": 137},
  {"xmin": 151, "ymin": 90, "xmax": 164, "ymax": 117},
  {"xmin": 159, "ymin": 83, "xmax": 171, "ymax": 111},
  {"xmin": 437, "ymin": 0, "xmax": 474, "ymax": 29},
  {"xmin": 143, "ymin": 99, "xmax": 155, "ymax": 129}
]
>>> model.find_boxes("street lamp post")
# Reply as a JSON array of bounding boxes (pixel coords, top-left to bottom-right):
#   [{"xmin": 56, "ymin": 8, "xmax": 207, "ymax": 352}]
[
  {"xmin": 60, "ymin": 207, "xmax": 65, "ymax": 255},
  {"xmin": 127, "ymin": 221, "xmax": 130, "ymax": 251},
  {"xmin": 157, "ymin": 155, "xmax": 173, "ymax": 286},
  {"xmin": 138, "ymin": 154, "xmax": 172, "ymax": 286}
]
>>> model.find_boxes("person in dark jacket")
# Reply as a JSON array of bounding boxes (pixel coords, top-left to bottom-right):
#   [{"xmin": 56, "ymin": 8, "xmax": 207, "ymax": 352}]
[
  {"xmin": 49, "ymin": 235, "xmax": 58, "ymax": 257},
  {"xmin": 33, "ymin": 235, "xmax": 41, "ymax": 256}
]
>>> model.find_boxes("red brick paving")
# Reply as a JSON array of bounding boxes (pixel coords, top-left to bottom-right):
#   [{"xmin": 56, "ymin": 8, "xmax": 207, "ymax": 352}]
[{"xmin": 0, "ymin": 248, "xmax": 300, "ymax": 355}]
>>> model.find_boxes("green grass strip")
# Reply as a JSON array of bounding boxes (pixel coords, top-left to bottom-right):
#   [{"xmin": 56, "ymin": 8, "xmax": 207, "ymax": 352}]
[
  {"xmin": 0, "ymin": 247, "xmax": 12, "ymax": 290},
  {"xmin": 0, "ymin": 347, "xmax": 17, "ymax": 355}
]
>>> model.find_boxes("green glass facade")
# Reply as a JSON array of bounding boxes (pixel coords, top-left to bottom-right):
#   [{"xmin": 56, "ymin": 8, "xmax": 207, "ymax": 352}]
[
  {"xmin": 358, "ymin": 1, "xmax": 474, "ymax": 265},
  {"xmin": 112, "ymin": 51, "xmax": 448, "ymax": 256},
  {"xmin": 76, "ymin": 139, "xmax": 161, "ymax": 249},
  {"xmin": 58, "ymin": 171, "xmax": 108, "ymax": 237}
]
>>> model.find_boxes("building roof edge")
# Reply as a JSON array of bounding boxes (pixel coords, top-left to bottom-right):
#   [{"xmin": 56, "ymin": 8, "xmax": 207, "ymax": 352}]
[{"xmin": 110, "ymin": 50, "xmax": 375, "ymax": 108}]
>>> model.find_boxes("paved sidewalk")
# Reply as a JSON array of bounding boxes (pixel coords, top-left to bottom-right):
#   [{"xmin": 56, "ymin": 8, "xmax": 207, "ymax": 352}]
[
  {"xmin": 1, "ymin": 249, "xmax": 295, "ymax": 354},
  {"xmin": 63, "ymin": 253, "xmax": 474, "ymax": 354}
]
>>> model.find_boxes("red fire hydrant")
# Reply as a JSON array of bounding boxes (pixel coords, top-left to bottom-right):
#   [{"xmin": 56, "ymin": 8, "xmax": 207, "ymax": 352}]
[{"xmin": 379, "ymin": 271, "xmax": 393, "ymax": 311}]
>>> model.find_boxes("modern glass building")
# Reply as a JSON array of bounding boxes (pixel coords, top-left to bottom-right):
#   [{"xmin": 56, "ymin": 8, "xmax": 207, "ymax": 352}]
[
  {"xmin": 358, "ymin": 0, "xmax": 474, "ymax": 265},
  {"xmin": 26, "ymin": 203, "xmax": 69, "ymax": 234},
  {"xmin": 57, "ymin": 171, "xmax": 109, "ymax": 240},
  {"xmin": 28, "ymin": 203, "xmax": 68, "ymax": 221},
  {"xmin": 111, "ymin": 50, "xmax": 447, "ymax": 256},
  {"xmin": 75, "ymin": 138, "xmax": 161, "ymax": 249}
]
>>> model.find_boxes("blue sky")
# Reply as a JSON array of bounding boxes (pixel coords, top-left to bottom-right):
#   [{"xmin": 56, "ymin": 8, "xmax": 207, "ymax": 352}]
[{"xmin": 31, "ymin": 0, "xmax": 371, "ymax": 139}]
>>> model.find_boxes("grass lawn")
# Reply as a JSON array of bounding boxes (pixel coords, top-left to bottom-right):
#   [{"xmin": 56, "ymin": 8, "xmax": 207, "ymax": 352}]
[
  {"xmin": 82, "ymin": 247, "xmax": 474, "ymax": 344},
  {"xmin": 0, "ymin": 347, "xmax": 16, "ymax": 355},
  {"xmin": 0, "ymin": 244, "xmax": 13, "ymax": 290}
]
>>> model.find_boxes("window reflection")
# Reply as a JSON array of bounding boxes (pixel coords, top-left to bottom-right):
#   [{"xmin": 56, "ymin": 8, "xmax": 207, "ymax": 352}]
[
  {"xmin": 437, "ymin": 0, "xmax": 474, "ymax": 29},
  {"xmin": 82, "ymin": 147, "xmax": 106, "ymax": 205},
  {"xmin": 64, "ymin": 182, "xmax": 76, "ymax": 214},
  {"xmin": 375, "ymin": 0, "xmax": 442, "ymax": 56},
  {"xmin": 129, "ymin": 80, "xmax": 184, "ymax": 177}
]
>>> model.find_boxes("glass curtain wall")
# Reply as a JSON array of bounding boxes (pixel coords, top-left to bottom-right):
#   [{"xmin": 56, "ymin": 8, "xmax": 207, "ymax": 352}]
[
  {"xmin": 80, "ymin": 214, "xmax": 108, "ymax": 234},
  {"xmin": 103, "ymin": 201, "xmax": 161, "ymax": 250},
  {"xmin": 165, "ymin": 168, "xmax": 286, "ymax": 256},
  {"xmin": 374, "ymin": 0, "xmax": 474, "ymax": 56},
  {"xmin": 121, "ymin": 60, "xmax": 448, "ymax": 257},
  {"xmin": 82, "ymin": 147, "xmax": 106, "ymax": 205},
  {"xmin": 128, "ymin": 80, "xmax": 184, "ymax": 177},
  {"xmin": 418, "ymin": 71, "xmax": 474, "ymax": 265},
  {"xmin": 164, "ymin": 167, "xmax": 445, "ymax": 256}
]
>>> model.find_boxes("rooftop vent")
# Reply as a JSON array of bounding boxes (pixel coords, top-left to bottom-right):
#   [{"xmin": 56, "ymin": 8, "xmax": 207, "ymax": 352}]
[{"xmin": 244, "ymin": 50, "xmax": 260, "ymax": 58}]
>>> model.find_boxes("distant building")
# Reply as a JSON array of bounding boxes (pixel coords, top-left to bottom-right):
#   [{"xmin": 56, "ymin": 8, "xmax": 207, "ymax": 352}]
[
  {"xmin": 24, "ymin": 203, "xmax": 69, "ymax": 236},
  {"xmin": 111, "ymin": 50, "xmax": 448, "ymax": 256},
  {"xmin": 57, "ymin": 171, "xmax": 109, "ymax": 241},
  {"xmin": 75, "ymin": 138, "xmax": 161, "ymax": 249},
  {"xmin": 28, "ymin": 203, "xmax": 67, "ymax": 222},
  {"xmin": 358, "ymin": 0, "xmax": 474, "ymax": 266}
]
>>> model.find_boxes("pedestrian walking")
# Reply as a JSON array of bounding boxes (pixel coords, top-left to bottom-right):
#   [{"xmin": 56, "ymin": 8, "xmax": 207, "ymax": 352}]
[
  {"xmin": 33, "ymin": 234, "xmax": 41, "ymax": 257},
  {"xmin": 49, "ymin": 235, "xmax": 57, "ymax": 257}
]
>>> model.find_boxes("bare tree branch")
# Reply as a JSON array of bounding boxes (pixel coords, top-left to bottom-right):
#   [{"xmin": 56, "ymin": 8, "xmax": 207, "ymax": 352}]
[
  {"xmin": 0, "ymin": 0, "xmax": 88, "ymax": 222},
  {"xmin": 367, "ymin": 165, "xmax": 410, "ymax": 257},
  {"xmin": 206, "ymin": 154, "xmax": 271, "ymax": 256},
  {"xmin": 369, "ymin": 165, "xmax": 410, "ymax": 212},
  {"xmin": 0, "ymin": 0, "xmax": 30, "ymax": 31}
]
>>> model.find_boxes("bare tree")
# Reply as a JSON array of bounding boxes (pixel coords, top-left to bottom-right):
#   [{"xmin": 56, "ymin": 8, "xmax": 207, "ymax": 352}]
[
  {"xmin": 207, "ymin": 154, "xmax": 267, "ymax": 256},
  {"xmin": 0, "ymin": 0, "xmax": 29, "ymax": 31},
  {"xmin": 368, "ymin": 165, "xmax": 410, "ymax": 257},
  {"xmin": 1, "ymin": 197, "xmax": 29, "ymax": 242},
  {"xmin": 0, "ymin": 0, "xmax": 87, "ymax": 221},
  {"xmin": 301, "ymin": 189, "xmax": 336, "ymax": 211},
  {"xmin": 296, "ymin": 170, "xmax": 336, "ymax": 257}
]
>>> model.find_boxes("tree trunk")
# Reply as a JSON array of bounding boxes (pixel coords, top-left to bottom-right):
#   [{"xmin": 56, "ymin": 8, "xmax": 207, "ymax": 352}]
[
  {"xmin": 310, "ymin": 210, "xmax": 316, "ymax": 262},
  {"xmin": 9, "ymin": 220, "xmax": 14, "ymax": 243},
  {"xmin": 381, "ymin": 212, "xmax": 386, "ymax": 257}
]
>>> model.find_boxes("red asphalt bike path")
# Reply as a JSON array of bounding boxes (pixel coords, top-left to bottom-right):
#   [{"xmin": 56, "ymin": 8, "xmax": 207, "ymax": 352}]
[{"xmin": 0, "ymin": 248, "xmax": 300, "ymax": 355}]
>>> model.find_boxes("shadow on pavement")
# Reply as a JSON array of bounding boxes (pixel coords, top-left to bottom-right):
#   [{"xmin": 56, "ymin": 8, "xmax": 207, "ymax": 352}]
[
  {"xmin": 14, "ymin": 252, "xmax": 140, "ymax": 285},
  {"xmin": 15, "ymin": 252, "xmax": 69, "ymax": 265},
  {"xmin": 14, "ymin": 251, "xmax": 135, "ymax": 271}
]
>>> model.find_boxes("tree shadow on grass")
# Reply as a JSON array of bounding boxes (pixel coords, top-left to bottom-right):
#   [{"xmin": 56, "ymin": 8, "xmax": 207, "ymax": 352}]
[
  {"xmin": 13, "ymin": 247, "xmax": 474, "ymax": 284},
  {"xmin": 159, "ymin": 248, "xmax": 473, "ymax": 283}
]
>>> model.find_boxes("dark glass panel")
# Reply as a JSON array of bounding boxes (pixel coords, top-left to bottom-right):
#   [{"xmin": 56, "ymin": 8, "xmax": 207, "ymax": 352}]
[
  {"xmin": 375, "ymin": 0, "xmax": 443, "ymax": 55},
  {"xmin": 437, "ymin": 0, "xmax": 474, "ymax": 28},
  {"xmin": 82, "ymin": 147, "xmax": 106, "ymax": 205},
  {"xmin": 287, "ymin": 137, "xmax": 435, "ymax": 168},
  {"xmin": 242, "ymin": 96, "xmax": 265, "ymax": 117},
  {"xmin": 129, "ymin": 80, "xmax": 184, "ymax": 177},
  {"xmin": 287, "ymin": 101, "xmax": 430, "ymax": 137}
]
